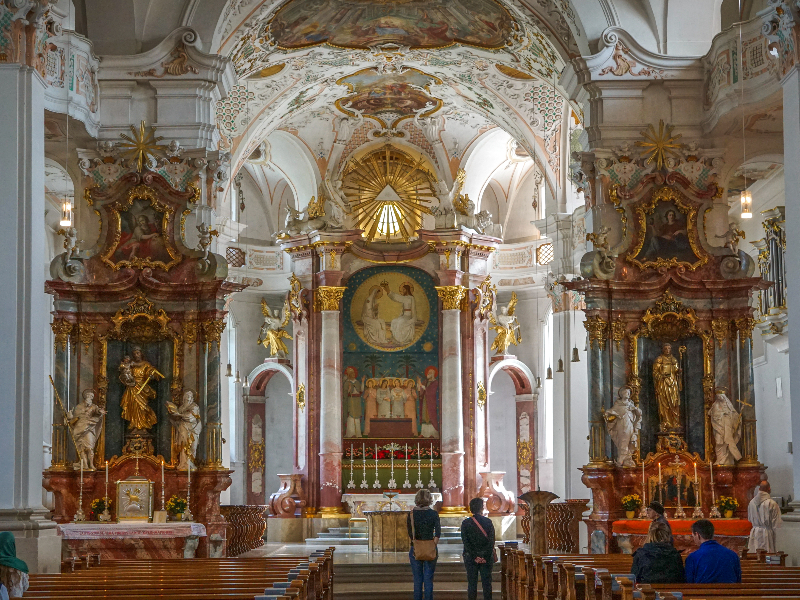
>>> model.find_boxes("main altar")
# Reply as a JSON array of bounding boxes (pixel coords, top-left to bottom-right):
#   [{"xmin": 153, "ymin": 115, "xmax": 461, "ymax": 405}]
[
  {"xmin": 568, "ymin": 122, "xmax": 768, "ymax": 553},
  {"xmin": 42, "ymin": 123, "xmax": 240, "ymax": 558}
]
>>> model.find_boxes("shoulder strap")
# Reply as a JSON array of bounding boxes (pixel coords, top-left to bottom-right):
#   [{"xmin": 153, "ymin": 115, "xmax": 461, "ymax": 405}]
[{"xmin": 472, "ymin": 516, "xmax": 489, "ymax": 538}]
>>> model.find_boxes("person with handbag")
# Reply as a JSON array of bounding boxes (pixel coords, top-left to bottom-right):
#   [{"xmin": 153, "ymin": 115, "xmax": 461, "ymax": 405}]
[
  {"xmin": 407, "ymin": 489, "xmax": 441, "ymax": 600},
  {"xmin": 460, "ymin": 497, "xmax": 496, "ymax": 600}
]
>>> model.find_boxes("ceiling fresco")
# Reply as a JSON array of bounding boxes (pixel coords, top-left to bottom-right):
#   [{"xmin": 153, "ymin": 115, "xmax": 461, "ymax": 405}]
[
  {"xmin": 267, "ymin": 0, "xmax": 518, "ymax": 50},
  {"xmin": 335, "ymin": 68, "xmax": 442, "ymax": 128}
]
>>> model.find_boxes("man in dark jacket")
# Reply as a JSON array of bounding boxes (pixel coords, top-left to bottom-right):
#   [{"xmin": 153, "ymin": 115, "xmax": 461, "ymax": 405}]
[
  {"xmin": 645, "ymin": 501, "xmax": 673, "ymax": 543},
  {"xmin": 632, "ymin": 520, "xmax": 685, "ymax": 583},
  {"xmin": 460, "ymin": 498, "xmax": 496, "ymax": 600}
]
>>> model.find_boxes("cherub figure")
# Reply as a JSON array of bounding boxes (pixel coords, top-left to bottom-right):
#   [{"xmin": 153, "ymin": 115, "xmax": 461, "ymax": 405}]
[
  {"xmin": 586, "ymin": 226, "xmax": 611, "ymax": 251},
  {"xmin": 257, "ymin": 298, "xmax": 292, "ymax": 358},
  {"xmin": 57, "ymin": 226, "xmax": 80, "ymax": 259},
  {"xmin": 196, "ymin": 223, "xmax": 218, "ymax": 261},
  {"xmin": 716, "ymin": 222, "xmax": 745, "ymax": 255},
  {"xmin": 119, "ymin": 355, "xmax": 135, "ymax": 387},
  {"xmin": 489, "ymin": 292, "xmax": 521, "ymax": 355}
]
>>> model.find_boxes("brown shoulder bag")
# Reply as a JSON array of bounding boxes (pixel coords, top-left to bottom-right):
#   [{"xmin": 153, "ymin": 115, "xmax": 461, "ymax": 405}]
[{"xmin": 410, "ymin": 509, "xmax": 437, "ymax": 561}]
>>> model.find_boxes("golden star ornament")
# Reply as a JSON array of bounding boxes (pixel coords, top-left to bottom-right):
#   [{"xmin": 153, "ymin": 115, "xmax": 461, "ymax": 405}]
[
  {"xmin": 119, "ymin": 120, "xmax": 165, "ymax": 172},
  {"xmin": 635, "ymin": 120, "xmax": 683, "ymax": 171}
]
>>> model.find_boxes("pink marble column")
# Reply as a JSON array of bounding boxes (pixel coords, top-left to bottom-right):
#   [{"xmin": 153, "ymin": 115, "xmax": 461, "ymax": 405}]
[
  {"xmin": 437, "ymin": 287, "xmax": 466, "ymax": 512},
  {"xmin": 317, "ymin": 288, "xmax": 345, "ymax": 512},
  {"xmin": 516, "ymin": 394, "xmax": 537, "ymax": 495}
]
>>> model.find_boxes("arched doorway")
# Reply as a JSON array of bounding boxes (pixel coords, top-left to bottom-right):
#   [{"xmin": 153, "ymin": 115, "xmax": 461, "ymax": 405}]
[
  {"xmin": 244, "ymin": 362, "xmax": 294, "ymax": 505},
  {"xmin": 487, "ymin": 359, "xmax": 536, "ymax": 498}
]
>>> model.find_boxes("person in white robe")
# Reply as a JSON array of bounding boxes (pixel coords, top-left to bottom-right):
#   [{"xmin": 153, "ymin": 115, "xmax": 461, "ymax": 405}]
[
  {"xmin": 376, "ymin": 379, "xmax": 391, "ymax": 418},
  {"xmin": 382, "ymin": 281, "xmax": 416, "ymax": 346},
  {"xmin": 748, "ymin": 480, "xmax": 782, "ymax": 552},
  {"xmin": 362, "ymin": 286, "xmax": 389, "ymax": 346},
  {"xmin": 709, "ymin": 389, "xmax": 742, "ymax": 465}
]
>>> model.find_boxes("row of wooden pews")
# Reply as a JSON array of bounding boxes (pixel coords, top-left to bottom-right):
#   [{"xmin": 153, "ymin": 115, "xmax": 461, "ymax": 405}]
[
  {"xmin": 500, "ymin": 545, "xmax": 800, "ymax": 600},
  {"xmin": 25, "ymin": 548, "xmax": 335, "ymax": 600}
]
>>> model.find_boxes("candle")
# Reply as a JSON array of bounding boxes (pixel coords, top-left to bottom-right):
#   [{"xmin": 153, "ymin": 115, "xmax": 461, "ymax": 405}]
[
  {"xmin": 105, "ymin": 461, "xmax": 109, "ymax": 487},
  {"xmin": 694, "ymin": 462, "xmax": 698, "ymax": 485},
  {"xmin": 709, "ymin": 459, "xmax": 713, "ymax": 484},
  {"xmin": 641, "ymin": 461, "xmax": 646, "ymax": 504},
  {"xmin": 430, "ymin": 443, "xmax": 433, "ymax": 470},
  {"xmin": 658, "ymin": 462, "xmax": 662, "ymax": 503},
  {"xmin": 362, "ymin": 443, "xmax": 366, "ymax": 472}
]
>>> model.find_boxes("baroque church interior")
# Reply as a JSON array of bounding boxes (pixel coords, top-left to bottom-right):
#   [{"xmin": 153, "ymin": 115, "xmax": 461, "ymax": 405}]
[{"xmin": 3, "ymin": 0, "xmax": 800, "ymax": 597}]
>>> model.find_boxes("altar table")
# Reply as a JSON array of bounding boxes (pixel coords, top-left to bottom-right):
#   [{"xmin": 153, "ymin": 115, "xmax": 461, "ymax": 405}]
[
  {"xmin": 342, "ymin": 493, "xmax": 442, "ymax": 517},
  {"xmin": 611, "ymin": 519, "xmax": 751, "ymax": 554},
  {"xmin": 58, "ymin": 522, "xmax": 207, "ymax": 561}
]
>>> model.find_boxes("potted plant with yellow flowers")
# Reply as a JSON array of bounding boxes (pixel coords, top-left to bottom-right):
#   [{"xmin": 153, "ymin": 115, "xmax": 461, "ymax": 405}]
[
  {"xmin": 166, "ymin": 495, "xmax": 188, "ymax": 521},
  {"xmin": 717, "ymin": 496, "xmax": 739, "ymax": 518},
  {"xmin": 621, "ymin": 494, "xmax": 642, "ymax": 519}
]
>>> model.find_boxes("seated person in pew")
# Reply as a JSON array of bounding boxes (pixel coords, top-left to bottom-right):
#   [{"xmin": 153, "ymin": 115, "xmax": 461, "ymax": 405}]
[
  {"xmin": 685, "ymin": 519, "xmax": 741, "ymax": 584},
  {"xmin": 645, "ymin": 501, "xmax": 673, "ymax": 544},
  {"xmin": 632, "ymin": 520, "xmax": 685, "ymax": 584},
  {"xmin": 0, "ymin": 533, "xmax": 28, "ymax": 599}
]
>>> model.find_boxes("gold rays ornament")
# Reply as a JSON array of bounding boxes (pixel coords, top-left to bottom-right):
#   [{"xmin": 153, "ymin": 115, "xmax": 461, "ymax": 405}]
[
  {"xmin": 119, "ymin": 121, "xmax": 165, "ymax": 172},
  {"xmin": 635, "ymin": 120, "xmax": 683, "ymax": 171},
  {"xmin": 341, "ymin": 146, "xmax": 437, "ymax": 242}
]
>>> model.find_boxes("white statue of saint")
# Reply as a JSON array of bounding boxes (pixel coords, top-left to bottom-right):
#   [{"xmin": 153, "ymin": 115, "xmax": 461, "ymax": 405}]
[
  {"xmin": 66, "ymin": 389, "xmax": 106, "ymax": 470},
  {"xmin": 167, "ymin": 390, "xmax": 202, "ymax": 470},
  {"xmin": 361, "ymin": 286, "xmax": 389, "ymax": 346},
  {"xmin": 381, "ymin": 280, "xmax": 416, "ymax": 346},
  {"xmin": 603, "ymin": 386, "xmax": 642, "ymax": 467},
  {"xmin": 709, "ymin": 388, "xmax": 742, "ymax": 465}
]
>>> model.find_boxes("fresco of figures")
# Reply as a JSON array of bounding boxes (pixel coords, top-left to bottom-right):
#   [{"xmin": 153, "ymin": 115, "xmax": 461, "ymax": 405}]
[{"xmin": 343, "ymin": 267, "xmax": 439, "ymax": 440}]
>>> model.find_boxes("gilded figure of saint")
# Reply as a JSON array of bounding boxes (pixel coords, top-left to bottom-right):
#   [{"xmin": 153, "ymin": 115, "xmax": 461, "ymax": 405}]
[
  {"xmin": 652, "ymin": 342, "xmax": 681, "ymax": 430},
  {"xmin": 119, "ymin": 346, "xmax": 163, "ymax": 431}
]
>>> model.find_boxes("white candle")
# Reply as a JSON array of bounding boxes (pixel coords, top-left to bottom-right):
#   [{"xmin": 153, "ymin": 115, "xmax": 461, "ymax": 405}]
[
  {"xmin": 106, "ymin": 461, "xmax": 109, "ymax": 487},
  {"xmin": 642, "ymin": 461, "xmax": 646, "ymax": 503},
  {"xmin": 362, "ymin": 443, "xmax": 366, "ymax": 474},
  {"xmin": 430, "ymin": 443, "xmax": 433, "ymax": 470},
  {"xmin": 709, "ymin": 459, "xmax": 713, "ymax": 484},
  {"xmin": 694, "ymin": 462, "xmax": 698, "ymax": 485}
]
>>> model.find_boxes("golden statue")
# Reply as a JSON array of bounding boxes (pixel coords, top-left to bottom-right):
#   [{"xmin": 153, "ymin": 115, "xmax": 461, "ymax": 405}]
[
  {"xmin": 258, "ymin": 298, "xmax": 292, "ymax": 358},
  {"xmin": 652, "ymin": 342, "xmax": 681, "ymax": 430},
  {"xmin": 119, "ymin": 346, "xmax": 163, "ymax": 431},
  {"xmin": 490, "ymin": 292, "xmax": 521, "ymax": 355}
]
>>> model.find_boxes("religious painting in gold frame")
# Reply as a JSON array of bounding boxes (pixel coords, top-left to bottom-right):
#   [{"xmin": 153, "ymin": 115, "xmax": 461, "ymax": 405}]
[
  {"xmin": 101, "ymin": 184, "xmax": 181, "ymax": 271},
  {"xmin": 627, "ymin": 187, "xmax": 708, "ymax": 271}
]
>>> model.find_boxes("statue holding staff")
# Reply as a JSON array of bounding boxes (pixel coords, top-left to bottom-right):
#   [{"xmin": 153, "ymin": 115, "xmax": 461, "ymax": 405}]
[
  {"xmin": 65, "ymin": 389, "xmax": 106, "ymax": 470},
  {"xmin": 652, "ymin": 342, "xmax": 682, "ymax": 430}
]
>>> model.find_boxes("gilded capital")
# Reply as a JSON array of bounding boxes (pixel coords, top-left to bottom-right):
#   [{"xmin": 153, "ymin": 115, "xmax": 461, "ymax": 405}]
[
  {"xmin": 435, "ymin": 285, "xmax": 467, "ymax": 310},
  {"xmin": 314, "ymin": 286, "xmax": 346, "ymax": 312},
  {"xmin": 51, "ymin": 319, "xmax": 73, "ymax": 352},
  {"xmin": 734, "ymin": 316, "xmax": 756, "ymax": 344},
  {"xmin": 711, "ymin": 319, "xmax": 730, "ymax": 349},
  {"xmin": 584, "ymin": 315, "xmax": 609, "ymax": 350},
  {"xmin": 202, "ymin": 319, "xmax": 226, "ymax": 350}
]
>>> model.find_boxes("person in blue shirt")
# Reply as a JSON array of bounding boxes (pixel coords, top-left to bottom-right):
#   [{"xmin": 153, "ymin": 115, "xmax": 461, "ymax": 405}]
[{"xmin": 685, "ymin": 519, "xmax": 742, "ymax": 584}]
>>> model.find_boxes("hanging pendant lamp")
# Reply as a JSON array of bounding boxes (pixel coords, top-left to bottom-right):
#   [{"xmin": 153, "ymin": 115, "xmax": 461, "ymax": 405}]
[
  {"xmin": 243, "ymin": 375, "xmax": 249, "ymax": 388},
  {"xmin": 536, "ymin": 376, "xmax": 542, "ymax": 389},
  {"xmin": 225, "ymin": 363, "xmax": 233, "ymax": 377},
  {"xmin": 546, "ymin": 366, "xmax": 553, "ymax": 380},
  {"xmin": 234, "ymin": 370, "xmax": 241, "ymax": 383},
  {"xmin": 571, "ymin": 347, "xmax": 580, "ymax": 362},
  {"xmin": 556, "ymin": 358, "xmax": 564, "ymax": 373}
]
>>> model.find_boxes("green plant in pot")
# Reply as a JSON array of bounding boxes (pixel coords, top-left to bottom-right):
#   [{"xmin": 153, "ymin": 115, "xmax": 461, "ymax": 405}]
[{"xmin": 621, "ymin": 494, "xmax": 642, "ymax": 519}]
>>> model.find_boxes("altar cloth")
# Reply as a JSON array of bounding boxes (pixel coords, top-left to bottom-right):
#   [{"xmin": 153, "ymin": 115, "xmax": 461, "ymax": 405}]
[
  {"xmin": 58, "ymin": 522, "xmax": 207, "ymax": 539},
  {"xmin": 612, "ymin": 519, "xmax": 751, "ymax": 537}
]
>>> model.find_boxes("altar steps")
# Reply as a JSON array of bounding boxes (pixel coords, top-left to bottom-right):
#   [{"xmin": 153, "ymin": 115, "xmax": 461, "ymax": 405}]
[
  {"xmin": 333, "ymin": 562, "xmax": 501, "ymax": 599},
  {"xmin": 304, "ymin": 525, "xmax": 463, "ymax": 546}
]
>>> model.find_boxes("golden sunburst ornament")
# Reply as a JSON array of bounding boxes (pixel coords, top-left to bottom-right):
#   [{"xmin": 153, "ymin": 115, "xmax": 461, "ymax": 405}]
[
  {"xmin": 342, "ymin": 146, "xmax": 437, "ymax": 242},
  {"xmin": 635, "ymin": 120, "xmax": 683, "ymax": 171},
  {"xmin": 119, "ymin": 120, "xmax": 165, "ymax": 172}
]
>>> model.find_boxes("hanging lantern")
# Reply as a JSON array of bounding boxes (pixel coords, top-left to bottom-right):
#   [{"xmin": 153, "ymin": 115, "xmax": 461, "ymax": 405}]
[
  {"xmin": 584, "ymin": 334, "xmax": 589, "ymax": 352},
  {"xmin": 60, "ymin": 199, "xmax": 73, "ymax": 227},
  {"xmin": 571, "ymin": 347, "xmax": 580, "ymax": 363},
  {"xmin": 243, "ymin": 375, "xmax": 249, "ymax": 388},
  {"xmin": 556, "ymin": 358, "xmax": 564, "ymax": 373},
  {"xmin": 234, "ymin": 370, "xmax": 241, "ymax": 383},
  {"xmin": 225, "ymin": 363, "xmax": 233, "ymax": 377},
  {"xmin": 536, "ymin": 376, "xmax": 542, "ymax": 389},
  {"xmin": 740, "ymin": 189, "xmax": 753, "ymax": 219},
  {"xmin": 546, "ymin": 366, "xmax": 553, "ymax": 380}
]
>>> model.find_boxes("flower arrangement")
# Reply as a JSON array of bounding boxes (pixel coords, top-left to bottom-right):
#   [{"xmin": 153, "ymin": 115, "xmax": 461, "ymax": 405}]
[
  {"xmin": 621, "ymin": 494, "xmax": 642, "ymax": 512},
  {"xmin": 89, "ymin": 497, "xmax": 111, "ymax": 520},
  {"xmin": 717, "ymin": 496, "xmax": 739, "ymax": 513},
  {"xmin": 344, "ymin": 445, "xmax": 441, "ymax": 460},
  {"xmin": 166, "ymin": 495, "xmax": 188, "ymax": 515}
]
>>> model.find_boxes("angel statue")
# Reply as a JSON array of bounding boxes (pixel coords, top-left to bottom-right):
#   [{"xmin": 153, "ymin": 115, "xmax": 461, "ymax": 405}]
[
  {"xmin": 257, "ymin": 298, "xmax": 292, "ymax": 358},
  {"xmin": 490, "ymin": 292, "xmax": 522, "ymax": 355}
]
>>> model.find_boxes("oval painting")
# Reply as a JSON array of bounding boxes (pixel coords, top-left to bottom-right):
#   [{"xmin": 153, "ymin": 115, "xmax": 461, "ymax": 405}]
[{"xmin": 349, "ymin": 271, "xmax": 430, "ymax": 352}]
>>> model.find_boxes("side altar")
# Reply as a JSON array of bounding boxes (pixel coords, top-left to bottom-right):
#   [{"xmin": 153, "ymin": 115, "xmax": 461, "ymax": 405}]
[
  {"xmin": 42, "ymin": 123, "xmax": 242, "ymax": 558},
  {"xmin": 568, "ymin": 122, "xmax": 768, "ymax": 553}
]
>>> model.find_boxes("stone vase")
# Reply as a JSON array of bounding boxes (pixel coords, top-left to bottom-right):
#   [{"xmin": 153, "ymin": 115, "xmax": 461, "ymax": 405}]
[{"xmin": 478, "ymin": 471, "xmax": 516, "ymax": 515}]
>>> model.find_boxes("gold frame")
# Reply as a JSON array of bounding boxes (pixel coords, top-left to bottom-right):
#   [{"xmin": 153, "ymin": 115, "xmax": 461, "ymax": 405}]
[
  {"xmin": 626, "ymin": 186, "xmax": 708, "ymax": 271},
  {"xmin": 627, "ymin": 292, "xmax": 715, "ymax": 462},
  {"xmin": 116, "ymin": 475, "xmax": 155, "ymax": 522},
  {"xmin": 101, "ymin": 184, "xmax": 181, "ymax": 272}
]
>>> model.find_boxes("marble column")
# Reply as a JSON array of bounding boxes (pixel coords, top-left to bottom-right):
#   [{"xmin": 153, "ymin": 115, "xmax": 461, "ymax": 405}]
[
  {"xmin": 436, "ymin": 286, "xmax": 467, "ymax": 512},
  {"xmin": 316, "ymin": 287, "xmax": 346, "ymax": 513},
  {"xmin": 737, "ymin": 321, "xmax": 758, "ymax": 465},
  {"xmin": 0, "ymin": 64, "xmax": 59, "ymax": 572}
]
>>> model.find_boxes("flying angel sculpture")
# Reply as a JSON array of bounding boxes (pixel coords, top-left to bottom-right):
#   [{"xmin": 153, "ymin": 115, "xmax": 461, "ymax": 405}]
[
  {"xmin": 257, "ymin": 298, "xmax": 293, "ymax": 358},
  {"xmin": 489, "ymin": 292, "xmax": 522, "ymax": 355}
]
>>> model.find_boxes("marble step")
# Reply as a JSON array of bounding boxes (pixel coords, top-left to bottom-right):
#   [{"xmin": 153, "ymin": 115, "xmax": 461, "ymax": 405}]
[
  {"xmin": 303, "ymin": 537, "xmax": 369, "ymax": 545},
  {"xmin": 315, "ymin": 532, "xmax": 368, "ymax": 539},
  {"xmin": 326, "ymin": 527, "xmax": 368, "ymax": 534},
  {"xmin": 335, "ymin": 563, "xmax": 500, "ymax": 584}
]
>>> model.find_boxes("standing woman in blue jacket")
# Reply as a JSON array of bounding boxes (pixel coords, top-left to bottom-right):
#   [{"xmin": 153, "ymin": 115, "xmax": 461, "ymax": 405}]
[
  {"xmin": 460, "ymin": 498, "xmax": 496, "ymax": 600},
  {"xmin": 407, "ymin": 489, "xmax": 441, "ymax": 600}
]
